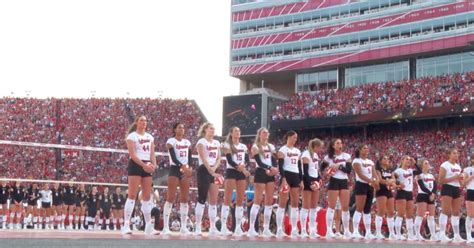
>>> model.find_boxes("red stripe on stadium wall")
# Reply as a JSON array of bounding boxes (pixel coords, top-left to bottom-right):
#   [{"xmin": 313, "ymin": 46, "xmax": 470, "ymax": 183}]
[
  {"xmin": 230, "ymin": 33, "xmax": 474, "ymax": 76},
  {"xmin": 232, "ymin": 2, "xmax": 469, "ymax": 49},
  {"xmin": 234, "ymin": 0, "xmax": 345, "ymax": 22}
]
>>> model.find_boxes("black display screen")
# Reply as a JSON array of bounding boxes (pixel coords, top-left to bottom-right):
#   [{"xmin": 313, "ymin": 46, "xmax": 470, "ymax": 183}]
[{"xmin": 222, "ymin": 94, "xmax": 262, "ymax": 136}]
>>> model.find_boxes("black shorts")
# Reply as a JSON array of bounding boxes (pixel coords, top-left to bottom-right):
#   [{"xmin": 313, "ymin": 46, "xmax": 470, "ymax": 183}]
[
  {"xmin": 416, "ymin": 193, "xmax": 435, "ymax": 204},
  {"xmin": 64, "ymin": 199, "xmax": 76, "ymax": 206},
  {"xmin": 303, "ymin": 177, "xmax": 320, "ymax": 191},
  {"xmin": 441, "ymin": 184, "xmax": 461, "ymax": 199},
  {"xmin": 0, "ymin": 199, "xmax": 6, "ymax": 205},
  {"xmin": 128, "ymin": 159, "xmax": 152, "ymax": 177},
  {"xmin": 354, "ymin": 181, "xmax": 373, "ymax": 196},
  {"xmin": 225, "ymin": 168, "xmax": 246, "ymax": 181},
  {"xmin": 466, "ymin": 190, "xmax": 474, "ymax": 202},
  {"xmin": 282, "ymin": 171, "xmax": 301, "ymax": 188},
  {"xmin": 197, "ymin": 165, "xmax": 215, "ymax": 186},
  {"xmin": 376, "ymin": 186, "xmax": 393, "ymax": 199},
  {"xmin": 88, "ymin": 208, "xmax": 98, "ymax": 217},
  {"xmin": 254, "ymin": 168, "xmax": 275, "ymax": 184},
  {"xmin": 42, "ymin": 202, "xmax": 51, "ymax": 208},
  {"xmin": 112, "ymin": 205, "xmax": 124, "ymax": 210},
  {"xmin": 52, "ymin": 201, "xmax": 63, "ymax": 207},
  {"xmin": 395, "ymin": 190, "xmax": 413, "ymax": 201},
  {"xmin": 327, "ymin": 177, "xmax": 349, "ymax": 191},
  {"xmin": 75, "ymin": 201, "xmax": 84, "ymax": 207},
  {"xmin": 28, "ymin": 201, "xmax": 38, "ymax": 206},
  {"xmin": 169, "ymin": 166, "xmax": 183, "ymax": 179}
]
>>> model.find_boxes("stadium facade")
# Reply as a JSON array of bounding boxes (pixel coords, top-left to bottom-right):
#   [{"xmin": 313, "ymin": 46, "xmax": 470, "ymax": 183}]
[{"xmin": 230, "ymin": 0, "xmax": 474, "ymax": 96}]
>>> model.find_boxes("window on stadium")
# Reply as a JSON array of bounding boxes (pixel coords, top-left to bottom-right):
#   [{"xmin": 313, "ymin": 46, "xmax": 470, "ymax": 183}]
[
  {"xmin": 416, "ymin": 51, "xmax": 474, "ymax": 78},
  {"xmin": 296, "ymin": 70, "xmax": 338, "ymax": 92},
  {"xmin": 345, "ymin": 61, "xmax": 409, "ymax": 87}
]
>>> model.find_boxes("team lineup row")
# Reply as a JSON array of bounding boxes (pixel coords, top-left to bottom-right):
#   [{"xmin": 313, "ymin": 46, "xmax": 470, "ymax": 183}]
[
  {"xmin": 2, "ymin": 117, "xmax": 473, "ymax": 243},
  {"xmin": 123, "ymin": 117, "xmax": 474, "ymax": 243}
]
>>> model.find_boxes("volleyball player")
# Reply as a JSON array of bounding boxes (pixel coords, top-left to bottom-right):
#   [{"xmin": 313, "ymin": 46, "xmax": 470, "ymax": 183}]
[
  {"xmin": 112, "ymin": 187, "xmax": 125, "ymax": 231},
  {"xmin": 51, "ymin": 183, "xmax": 64, "ymax": 230},
  {"xmin": 9, "ymin": 182, "xmax": 25, "ymax": 229},
  {"xmin": 194, "ymin": 122, "xmax": 221, "ymax": 236},
  {"xmin": 352, "ymin": 144, "xmax": 377, "ymax": 240},
  {"xmin": 99, "ymin": 187, "xmax": 113, "ymax": 230},
  {"xmin": 25, "ymin": 183, "xmax": 40, "ymax": 229},
  {"xmin": 438, "ymin": 148, "xmax": 465, "ymax": 242},
  {"xmin": 301, "ymin": 138, "xmax": 323, "ymax": 238},
  {"xmin": 162, "ymin": 123, "xmax": 193, "ymax": 235},
  {"xmin": 248, "ymin": 127, "xmax": 278, "ymax": 237},
  {"xmin": 0, "ymin": 181, "xmax": 9, "ymax": 229},
  {"xmin": 40, "ymin": 183, "xmax": 52, "ymax": 230},
  {"xmin": 320, "ymin": 138, "xmax": 352, "ymax": 239},
  {"xmin": 123, "ymin": 115, "xmax": 158, "ymax": 235},
  {"xmin": 414, "ymin": 159, "xmax": 437, "ymax": 241},
  {"xmin": 374, "ymin": 155, "xmax": 396, "ymax": 239},
  {"xmin": 463, "ymin": 155, "xmax": 474, "ymax": 243},
  {"xmin": 86, "ymin": 186, "xmax": 99, "ymax": 230},
  {"xmin": 63, "ymin": 181, "xmax": 77, "ymax": 230},
  {"xmin": 75, "ymin": 184, "xmax": 87, "ymax": 230},
  {"xmin": 276, "ymin": 130, "xmax": 302, "ymax": 238},
  {"xmin": 393, "ymin": 156, "xmax": 419, "ymax": 241},
  {"xmin": 221, "ymin": 126, "xmax": 250, "ymax": 236}
]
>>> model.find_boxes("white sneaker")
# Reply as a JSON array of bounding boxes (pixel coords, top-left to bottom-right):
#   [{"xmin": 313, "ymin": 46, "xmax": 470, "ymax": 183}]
[
  {"xmin": 233, "ymin": 226, "xmax": 244, "ymax": 237},
  {"xmin": 121, "ymin": 225, "xmax": 132, "ymax": 235},
  {"xmin": 429, "ymin": 232, "xmax": 437, "ymax": 241},
  {"xmin": 16, "ymin": 223, "xmax": 21, "ymax": 230},
  {"xmin": 276, "ymin": 229, "xmax": 287, "ymax": 238},
  {"xmin": 220, "ymin": 226, "xmax": 232, "ymax": 236},
  {"xmin": 365, "ymin": 232, "xmax": 376, "ymax": 240},
  {"xmin": 106, "ymin": 226, "xmax": 110, "ymax": 231},
  {"xmin": 194, "ymin": 226, "xmax": 202, "ymax": 236},
  {"xmin": 397, "ymin": 234, "xmax": 407, "ymax": 241},
  {"xmin": 247, "ymin": 228, "xmax": 258, "ymax": 237},
  {"xmin": 438, "ymin": 233, "xmax": 451, "ymax": 242},
  {"xmin": 261, "ymin": 228, "xmax": 273, "ymax": 238},
  {"xmin": 326, "ymin": 230, "xmax": 335, "ymax": 239},
  {"xmin": 467, "ymin": 236, "xmax": 473, "ymax": 243},
  {"xmin": 375, "ymin": 233, "xmax": 385, "ymax": 240},
  {"xmin": 299, "ymin": 230, "xmax": 309, "ymax": 238},
  {"xmin": 309, "ymin": 231, "xmax": 320, "ymax": 239},
  {"xmin": 416, "ymin": 233, "xmax": 425, "ymax": 241},
  {"xmin": 344, "ymin": 231, "xmax": 352, "ymax": 239},
  {"xmin": 453, "ymin": 235, "xmax": 465, "ymax": 243},
  {"xmin": 290, "ymin": 229, "xmax": 299, "ymax": 238},
  {"xmin": 388, "ymin": 233, "xmax": 396, "ymax": 240},
  {"xmin": 352, "ymin": 231, "xmax": 363, "ymax": 239},
  {"xmin": 144, "ymin": 223, "xmax": 159, "ymax": 235},
  {"xmin": 180, "ymin": 227, "xmax": 191, "ymax": 236},
  {"xmin": 208, "ymin": 227, "xmax": 219, "ymax": 236},
  {"xmin": 8, "ymin": 223, "xmax": 13, "ymax": 230},
  {"xmin": 407, "ymin": 234, "xmax": 417, "ymax": 241},
  {"xmin": 23, "ymin": 224, "xmax": 28, "ymax": 230},
  {"xmin": 161, "ymin": 228, "xmax": 172, "ymax": 235}
]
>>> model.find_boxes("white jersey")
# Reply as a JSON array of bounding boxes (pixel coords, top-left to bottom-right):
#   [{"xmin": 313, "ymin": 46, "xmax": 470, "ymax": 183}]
[
  {"xmin": 464, "ymin": 167, "xmax": 474, "ymax": 190},
  {"xmin": 126, "ymin": 131, "xmax": 154, "ymax": 161},
  {"xmin": 166, "ymin": 137, "xmax": 191, "ymax": 166},
  {"xmin": 40, "ymin": 190, "xmax": 52, "ymax": 203},
  {"xmin": 223, "ymin": 142, "xmax": 248, "ymax": 170},
  {"xmin": 353, "ymin": 158, "xmax": 375, "ymax": 183},
  {"xmin": 252, "ymin": 143, "xmax": 276, "ymax": 168},
  {"xmin": 196, "ymin": 138, "xmax": 221, "ymax": 167},
  {"xmin": 279, "ymin": 145, "xmax": 301, "ymax": 174},
  {"xmin": 440, "ymin": 161, "xmax": 462, "ymax": 187},
  {"xmin": 323, "ymin": 152, "xmax": 352, "ymax": 180},
  {"xmin": 301, "ymin": 150, "xmax": 320, "ymax": 179},
  {"xmin": 417, "ymin": 173, "xmax": 435, "ymax": 194},
  {"xmin": 394, "ymin": 168, "xmax": 414, "ymax": 192}
]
